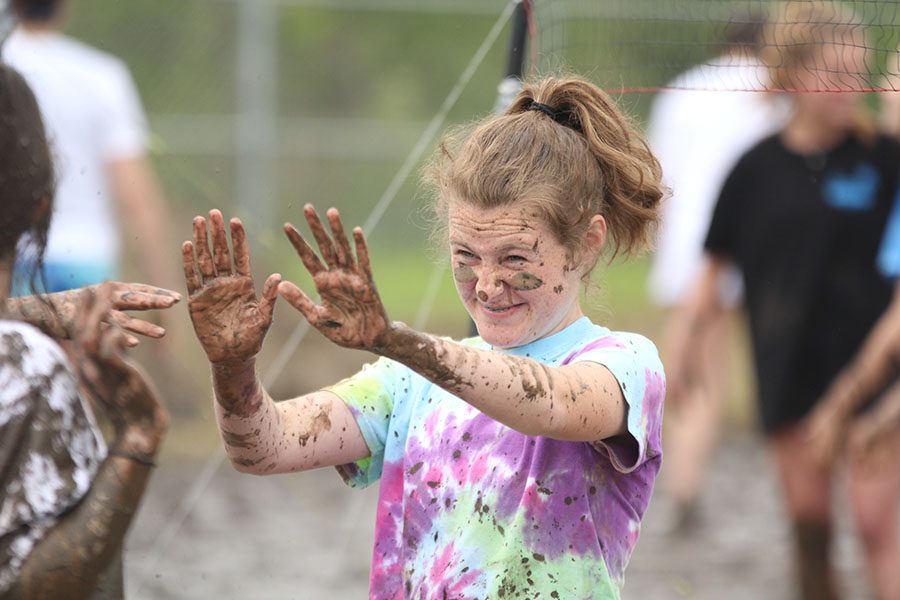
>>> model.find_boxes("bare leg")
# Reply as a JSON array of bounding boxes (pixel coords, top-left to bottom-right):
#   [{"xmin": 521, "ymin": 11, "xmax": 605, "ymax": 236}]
[
  {"xmin": 847, "ymin": 427, "xmax": 900, "ymax": 600},
  {"xmin": 769, "ymin": 426, "xmax": 840, "ymax": 600}
]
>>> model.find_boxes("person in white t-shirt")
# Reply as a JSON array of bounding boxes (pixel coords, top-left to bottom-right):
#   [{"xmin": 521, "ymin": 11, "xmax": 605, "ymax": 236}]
[
  {"xmin": 647, "ymin": 18, "xmax": 790, "ymax": 529},
  {"xmin": 2, "ymin": 0, "xmax": 178, "ymax": 301}
]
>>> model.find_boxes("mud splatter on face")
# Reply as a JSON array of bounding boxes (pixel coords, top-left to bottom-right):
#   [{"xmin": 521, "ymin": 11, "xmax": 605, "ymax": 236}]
[
  {"xmin": 508, "ymin": 272, "xmax": 543, "ymax": 291},
  {"xmin": 447, "ymin": 202, "xmax": 587, "ymax": 348},
  {"xmin": 453, "ymin": 264, "xmax": 476, "ymax": 284}
]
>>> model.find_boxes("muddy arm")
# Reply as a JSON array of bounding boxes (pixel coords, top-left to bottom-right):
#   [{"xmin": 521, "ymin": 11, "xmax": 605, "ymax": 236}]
[
  {"xmin": 370, "ymin": 323, "xmax": 628, "ymax": 441},
  {"xmin": 210, "ymin": 357, "xmax": 369, "ymax": 475},
  {"xmin": 7, "ymin": 454, "xmax": 155, "ymax": 599}
]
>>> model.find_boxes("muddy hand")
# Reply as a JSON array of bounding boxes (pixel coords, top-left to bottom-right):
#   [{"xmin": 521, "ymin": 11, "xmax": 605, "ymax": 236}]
[
  {"xmin": 279, "ymin": 204, "xmax": 390, "ymax": 350},
  {"xmin": 72, "ymin": 286, "xmax": 169, "ymax": 450},
  {"xmin": 183, "ymin": 210, "xmax": 281, "ymax": 364}
]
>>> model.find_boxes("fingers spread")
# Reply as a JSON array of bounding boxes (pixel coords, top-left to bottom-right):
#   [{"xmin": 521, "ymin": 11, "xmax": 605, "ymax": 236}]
[
  {"xmin": 182, "ymin": 241, "xmax": 201, "ymax": 295},
  {"xmin": 193, "ymin": 215, "xmax": 216, "ymax": 281},
  {"xmin": 353, "ymin": 227, "xmax": 374, "ymax": 281},
  {"xmin": 231, "ymin": 218, "xmax": 252, "ymax": 276},
  {"xmin": 210, "ymin": 209, "xmax": 232, "ymax": 276},
  {"xmin": 303, "ymin": 204, "xmax": 338, "ymax": 268},
  {"xmin": 110, "ymin": 311, "xmax": 166, "ymax": 339},
  {"xmin": 284, "ymin": 223, "xmax": 326, "ymax": 275},
  {"xmin": 277, "ymin": 280, "xmax": 319, "ymax": 325},
  {"xmin": 327, "ymin": 208, "xmax": 353, "ymax": 268},
  {"xmin": 111, "ymin": 282, "xmax": 181, "ymax": 304}
]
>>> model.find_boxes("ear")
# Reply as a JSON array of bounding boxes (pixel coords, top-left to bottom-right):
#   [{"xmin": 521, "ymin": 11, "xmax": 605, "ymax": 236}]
[
  {"xmin": 33, "ymin": 196, "xmax": 51, "ymax": 223},
  {"xmin": 582, "ymin": 214, "xmax": 607, "ymax": 264}
]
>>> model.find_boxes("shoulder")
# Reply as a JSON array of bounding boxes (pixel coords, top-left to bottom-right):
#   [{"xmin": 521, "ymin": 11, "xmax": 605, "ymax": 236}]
[
  {"xmin": 37, "ymin": 34, "xmax": 135, "ymax": 97},
  {"xmin": 722, "ymin": 134, "xmax": 783, "ymax": 181},
  {"xmin": 564, "ymin": 324, "xmax": 662, "ymax": 368},
  {"xmin": 0, "ymin": 320, "xmax": 77, "ymax": 422},
  {"xmin": 0, "ymin": 320, "xmax": 69, "ymax": 377},
  {"xmin": 54, "ymin": 34, "xmax": 129, "ymax": 75}
]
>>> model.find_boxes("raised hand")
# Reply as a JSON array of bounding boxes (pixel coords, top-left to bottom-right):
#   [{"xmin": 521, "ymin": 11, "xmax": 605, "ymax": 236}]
[
  {"xmin": 71, "ymin": 285, "xmax": 169, "ymax": 457},
  {"xmin": 279, "ymin": 205, "xmax": 390, "ymax": 351},
  {"xmin": 183, "ymin": 210, "xmax": 280, "ymax": 364}
]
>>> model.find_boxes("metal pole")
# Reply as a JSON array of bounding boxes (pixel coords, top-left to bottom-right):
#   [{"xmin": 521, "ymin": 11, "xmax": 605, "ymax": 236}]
[
  {"xmin": 236, "ymin": 0, "xmax": 278, "ymax": 233},
  {"xmin": 493, "ymin": 0, "xmax": 528, "ymax": 113}
]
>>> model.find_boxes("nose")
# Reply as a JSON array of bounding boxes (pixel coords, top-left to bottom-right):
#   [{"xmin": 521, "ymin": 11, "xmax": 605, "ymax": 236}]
[{"xmin": 474, "ymin": 266, "xmax": 505, "ymax": 302}]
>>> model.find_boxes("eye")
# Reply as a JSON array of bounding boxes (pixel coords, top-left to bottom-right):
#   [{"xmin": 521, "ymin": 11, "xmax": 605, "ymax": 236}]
[
  {"xmin": 455, "ymin": 249, "xmax": 477, "ymax": 260},
  {"xmin": 505, "ymin": 255, "xmax": 527, "ymax": 264}
]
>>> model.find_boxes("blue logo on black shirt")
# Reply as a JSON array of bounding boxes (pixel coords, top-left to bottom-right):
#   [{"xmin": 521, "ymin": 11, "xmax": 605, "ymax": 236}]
[{"xmin": 823, "ymin": 163, "xmax": 880, "ymax": 211}]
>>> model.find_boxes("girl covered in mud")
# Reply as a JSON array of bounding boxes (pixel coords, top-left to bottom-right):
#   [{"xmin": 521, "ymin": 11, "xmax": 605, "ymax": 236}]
[
  {"xmin": 0, "ymin": 63, "xmax": 176, "ymax": 598},
  {"xmin": 184, "ymin": 76, "xmax": 665, "ymax": 599}
]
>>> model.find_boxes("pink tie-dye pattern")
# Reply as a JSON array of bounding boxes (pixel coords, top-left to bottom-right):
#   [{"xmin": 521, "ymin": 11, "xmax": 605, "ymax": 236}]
[
  {"xmin": 370, "ymin": 461, "xmax": 405, "ymax": 598},
  {"xmin": 561, "ymin": 336, "xmax": 627, "ymax": 365},
  {"xmin": 418, "ymin": 541, "xmax": 482, "ymax": 600},
  {"xmin": 643, "ymin": 368, "xmax": 666, "ymax": 425}
]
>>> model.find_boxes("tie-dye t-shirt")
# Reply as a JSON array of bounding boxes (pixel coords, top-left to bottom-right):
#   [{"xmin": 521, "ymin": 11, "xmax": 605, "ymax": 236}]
[{"xmin": 329, "ymin": 317, "xmax": 665, "ymax": 599}]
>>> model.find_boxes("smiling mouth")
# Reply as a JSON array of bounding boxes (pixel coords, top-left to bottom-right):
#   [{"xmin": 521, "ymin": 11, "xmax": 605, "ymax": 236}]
[{"xmin": 481, "ymin": 303, "xmax": 524, "ymax": 314}]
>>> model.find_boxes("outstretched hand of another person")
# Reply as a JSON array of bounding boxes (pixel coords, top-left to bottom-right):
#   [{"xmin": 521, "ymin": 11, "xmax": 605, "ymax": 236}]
[
  {"xmin": 278, "ymin": 205, "xmax": 391, "ymax": 351},
  {"xmin": 183, "ymin": 210, "xmax": 281, "ymax": 365},
  {"xmin": 71, "ymin": 284, "xmax": 169, "ymax": 458},
  {"xmin": 7, "ymin": 281, "xmax": 181, "ymax": 346}
]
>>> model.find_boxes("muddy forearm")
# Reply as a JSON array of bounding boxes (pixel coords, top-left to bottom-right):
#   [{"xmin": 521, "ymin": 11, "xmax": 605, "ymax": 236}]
[
  {"xmin": 5, "ymin": 293, "xmax": 73, "ymax": 339},
  {"xmin": 9, "ymin": 456, "xmax": 154, "ymax": 600},
  {"xmin": 211, "ymin": 360, "xmax": 367, "ymax": 474},
  {"xmin": 210, "ymin": 358, "xmax": 276, "ymax": 469},
  {"xmin": 376, "ymin": 323, "xmax": 623, "ymax": 440}
]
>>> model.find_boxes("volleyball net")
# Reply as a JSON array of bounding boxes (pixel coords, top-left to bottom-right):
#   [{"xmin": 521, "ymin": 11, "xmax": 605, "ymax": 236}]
[{"xmin": 528, "ymin": 0, "xmax": 900, "ymax": 92}]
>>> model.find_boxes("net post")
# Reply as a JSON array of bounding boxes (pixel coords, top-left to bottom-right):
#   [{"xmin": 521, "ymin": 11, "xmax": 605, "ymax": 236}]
[{"xmin": 494, "ymin": 0, "xmax": 529, "ymax": 114}]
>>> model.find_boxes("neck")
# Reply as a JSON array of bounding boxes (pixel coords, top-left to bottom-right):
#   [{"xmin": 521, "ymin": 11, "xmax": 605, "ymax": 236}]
[{"xmin": 781, "ymin": 111, "xmax": 847, "ymax": 154}]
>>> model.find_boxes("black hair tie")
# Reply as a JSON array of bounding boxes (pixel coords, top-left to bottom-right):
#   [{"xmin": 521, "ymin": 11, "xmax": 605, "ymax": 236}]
[{"xmin": 526, "ymin": 100, "xmax": 582, "ymax": 133}]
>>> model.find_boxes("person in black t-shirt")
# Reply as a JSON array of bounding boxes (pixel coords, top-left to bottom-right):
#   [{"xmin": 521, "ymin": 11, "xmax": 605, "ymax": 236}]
[{"xmin": 668, "ymin": 4, "xmax": 900, "ymax": 599}]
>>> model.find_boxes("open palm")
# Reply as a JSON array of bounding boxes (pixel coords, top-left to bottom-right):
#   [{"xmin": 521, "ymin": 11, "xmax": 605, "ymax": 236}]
[
  {"xmin": 279, "ymin": 205, "xmax": 390, "ymax": 351},
  {"xmin": 183, "ymin": 210, "xmax": 280, "ymax": 364}
]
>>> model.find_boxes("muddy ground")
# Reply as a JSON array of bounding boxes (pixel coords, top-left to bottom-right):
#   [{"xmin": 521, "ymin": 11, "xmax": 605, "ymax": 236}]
[
  {"xmin": 123, "ymin": 430, "xmax": 872, "ymax": 599},
  {"xmin": 118, "ymin": 313, "xmax": 875, "ymax": 600}
]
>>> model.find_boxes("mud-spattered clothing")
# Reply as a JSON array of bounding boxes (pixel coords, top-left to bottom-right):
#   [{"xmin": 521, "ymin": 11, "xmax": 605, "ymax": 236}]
[
  {"xmin": 0, "ymin": 321, "xmax": 106, "ymax": 592},
  {"xmin": 329, "ymin": 317, "xmax": 665, "ymax": 599}
]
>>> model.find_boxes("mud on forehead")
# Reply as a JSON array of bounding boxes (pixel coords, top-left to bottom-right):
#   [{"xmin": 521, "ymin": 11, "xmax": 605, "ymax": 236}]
[{"xmin": 448, "ymin": 209, "xmax": 540, "ymax": 236}]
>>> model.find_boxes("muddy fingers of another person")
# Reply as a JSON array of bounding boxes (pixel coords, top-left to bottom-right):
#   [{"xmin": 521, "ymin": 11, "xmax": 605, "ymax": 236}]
[
  {"xmin": 78, "ymin": 295, "xmax": 168, "ymax": 449},
  {"xmin": 185, "ymin": 212, "xmax": 281, "ymax": 364}
]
